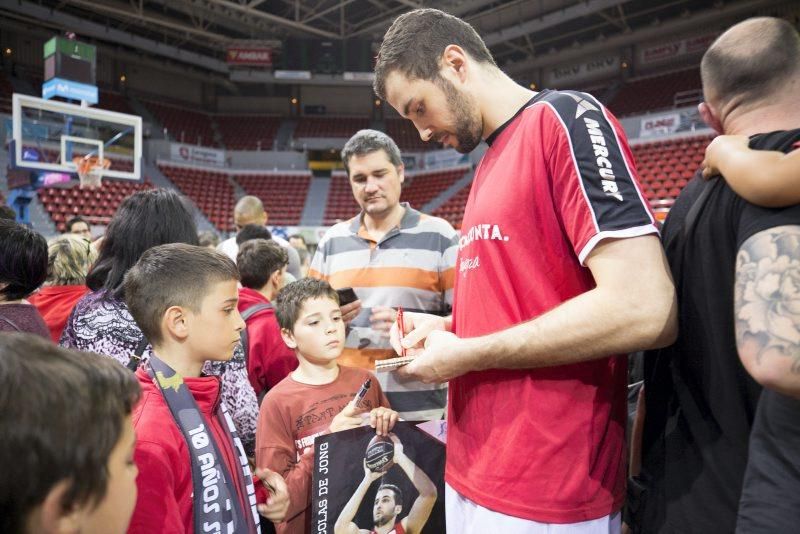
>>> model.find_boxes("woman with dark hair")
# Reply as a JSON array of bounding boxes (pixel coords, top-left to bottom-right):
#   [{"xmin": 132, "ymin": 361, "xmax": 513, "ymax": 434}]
[
  {"xmin": 0, "ymin": 220, "xmax": 49, "ymax": 337},
  {"xmin": 60, "ymin": 188, "xmax": 259, "ymax": 452},
  {"xmin": 29, "ymin": 234, "xmax": 98, "ymax": 342}
]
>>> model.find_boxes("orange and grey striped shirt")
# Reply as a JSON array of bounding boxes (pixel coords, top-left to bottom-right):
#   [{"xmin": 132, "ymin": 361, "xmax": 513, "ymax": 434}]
[{"xmin": 309, "ymin": 204, "xmax": 457, "ymax": 421}]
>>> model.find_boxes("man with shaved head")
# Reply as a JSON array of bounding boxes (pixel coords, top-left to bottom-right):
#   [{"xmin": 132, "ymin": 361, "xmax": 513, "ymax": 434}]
[
  {"xmin": 634, "ymin": 17, "xmax": 800, "ymax": 533},
  {"xmin": 217, "ymin": 195, "xmax": 302, "ymax": 279}
]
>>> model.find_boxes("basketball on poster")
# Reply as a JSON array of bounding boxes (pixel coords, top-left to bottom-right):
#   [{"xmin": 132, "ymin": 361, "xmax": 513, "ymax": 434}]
[{"xmin": 312, "ymin": 422, "xmax": 446, "ymax": 534}]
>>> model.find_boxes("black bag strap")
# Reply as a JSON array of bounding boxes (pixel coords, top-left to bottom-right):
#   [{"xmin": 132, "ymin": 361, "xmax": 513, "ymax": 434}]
[
  {"xmin": 127, "ymin": 336, "xmax": 149, "ymax": 372},
  {"xmin": 663, "ymin": 178, "xmax": 716, "ymax": 283}
]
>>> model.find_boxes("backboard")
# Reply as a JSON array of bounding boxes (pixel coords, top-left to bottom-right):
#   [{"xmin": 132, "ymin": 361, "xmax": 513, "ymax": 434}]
[{"xmin": 11, "ymin": 93, "xmax": 142, "ymax": 181}]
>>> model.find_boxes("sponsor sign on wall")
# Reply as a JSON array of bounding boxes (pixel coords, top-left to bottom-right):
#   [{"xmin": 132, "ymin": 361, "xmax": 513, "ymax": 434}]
[
  {"xmin": 226, "ymin": 46, "xmax": 273, "ymax": 66},
  {"xmin": 544, "ymin": 55, "xmax": 620, "ymax": 86},
  {"xmin": 170, "ymin": 143, "xmax": 226, "ymax": 167},
  {"xmin": 640, "ymin": 112, "xmax": 682, "ymax": 138},
  {"xmin": 639, "ymin": 33, "xmax": 718, "ymax": 65}
]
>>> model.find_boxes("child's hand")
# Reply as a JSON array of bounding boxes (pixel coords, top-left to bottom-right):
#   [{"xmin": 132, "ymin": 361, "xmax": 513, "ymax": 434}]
[
  {"xmin": 254, "ymin": 467, "xmax": 290, "ymax": 523},
  {"xmin": 369, "ymin": 406, "xmax": 399, "ymax": 436},
  {"xmin": 702, "ymin": 135, "xmax": 749, "ymax": 179},
  {"xmin": 329, "ymin": 400, "xmax": 364, "ymax": 433}
]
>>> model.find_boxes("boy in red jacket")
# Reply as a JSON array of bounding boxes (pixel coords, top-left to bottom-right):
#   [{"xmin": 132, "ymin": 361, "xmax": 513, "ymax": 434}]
[
  {"xmin": 237, "ymin": 238, "xmax": 298, "ymax": 399},
  {"xmin": 124, "ymin": 243, "xmax": 290, "ymax": 533}
]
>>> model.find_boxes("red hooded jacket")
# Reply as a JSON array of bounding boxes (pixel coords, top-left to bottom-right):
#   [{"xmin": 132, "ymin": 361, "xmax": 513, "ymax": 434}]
[
  {"xmin": 28, "ymin": 285, "xmax": 89, "ymax": 342},
  {"xmin": 128, "ymin": 368, "xmax": 266, "ymax": 533},
  {"xmin": 238, "ymin": 287, "xmax": 298, "ymax": 397}
]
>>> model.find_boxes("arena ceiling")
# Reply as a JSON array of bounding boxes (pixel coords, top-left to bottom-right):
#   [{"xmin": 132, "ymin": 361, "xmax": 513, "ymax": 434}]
[{"xmin": 0, "ymin": 0, "xmax": 792, "ymax": 75}]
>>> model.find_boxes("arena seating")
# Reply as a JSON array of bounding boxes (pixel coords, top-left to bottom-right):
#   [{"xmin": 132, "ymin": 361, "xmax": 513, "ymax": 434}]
[
  {"xmin": 158, "ymin": 164, "xmax": 235, "ymax": 232},
  {"xmin": 0, "ymin": 71, "xmax": 13, "ymax": 113},
  {"xmin": 38, "ymin": 178, "xmax": 153, "ymax": 232},
  {"xmin": 233, "ymin": 172, "xmax": 312, "ymax": 226},
  {"xmin": 631, "ymin": 134, "xmax": 713, "ymax": 207},
  {"xmin": 145, "ymin": 101, "xmax": 217, "ymax": 147},
  {"xmin": 217, "ymin": 115, "xmax": 282, "ymax": 151},
  {"xmin": 98, "ymin": 90, "xmax": 134, "ymax": 115},
  {"xmin": 385, "ymin": 119, "xmax": 441, "ymax": 151},
  {"xmin": 294, "ymin": 117, "xmax": 370, "ymax": 139},
  {"xmin": 400, "ymin": 167, "xmax": 469, "ymax": 210},
  {"xmin": 608, "ymin": 68, "xmax": 702, "ymax": 117},
  {"xmin": 432, "ymin": 182, "xmax": 472, "ymax": 229},
  {"xmin": 324, "ymin": 173, "xmax": 360, "ymax": 225}
]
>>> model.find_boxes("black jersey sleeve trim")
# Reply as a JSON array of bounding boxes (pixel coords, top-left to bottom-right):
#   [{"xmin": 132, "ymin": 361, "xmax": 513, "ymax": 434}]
[{"xmin": 541, "ymin": 90, "xmax": 655, "ymax": 240}]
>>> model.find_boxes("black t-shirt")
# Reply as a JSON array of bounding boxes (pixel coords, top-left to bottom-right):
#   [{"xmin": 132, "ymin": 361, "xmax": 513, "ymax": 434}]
[
  {"xmin": 736, "ymin": 390, "xmax": 800, "ymax": 533},
  {"xmin": 637, "ymin": 129, "xmax": 800, "ymax": 533}
]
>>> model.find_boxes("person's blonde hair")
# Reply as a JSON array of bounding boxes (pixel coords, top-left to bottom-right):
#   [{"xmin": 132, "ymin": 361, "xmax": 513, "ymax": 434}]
[{"xmin": 47, "ymin": 234, "xmax": 98, "ymax": 286}]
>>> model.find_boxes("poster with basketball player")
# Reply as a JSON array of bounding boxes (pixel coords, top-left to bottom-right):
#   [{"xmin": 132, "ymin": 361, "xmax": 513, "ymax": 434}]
[{"xmin": 312, "ymin": 422, "xmax": 445, "ymax": 534}]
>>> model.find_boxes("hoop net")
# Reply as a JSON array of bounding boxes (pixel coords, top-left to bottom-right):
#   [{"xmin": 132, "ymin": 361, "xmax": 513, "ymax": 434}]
[{"xmin": 73, "ymin": 155, "xmax": 111, "ymax": 189}]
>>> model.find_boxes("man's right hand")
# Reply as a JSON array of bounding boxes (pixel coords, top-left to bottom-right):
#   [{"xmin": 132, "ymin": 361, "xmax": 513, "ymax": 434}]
[
  {"xmin": 340, "ymin": 299, "xmax": 362, "ymax": 325},
  {"xmin": 389, "ymin": 312, "xmax": 449, "ymax": 357}
]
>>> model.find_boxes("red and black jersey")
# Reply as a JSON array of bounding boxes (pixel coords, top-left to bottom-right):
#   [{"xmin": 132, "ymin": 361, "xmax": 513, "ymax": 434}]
[{"xmin": 448, "ymin": 89, "xmax": 656, "ymax": 523}]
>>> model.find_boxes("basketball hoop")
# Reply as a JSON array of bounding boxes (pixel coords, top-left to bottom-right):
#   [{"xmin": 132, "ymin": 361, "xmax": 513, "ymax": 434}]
[{"xmin": 73, "ymin": 155, "xmax": 111, "ymax": 189}]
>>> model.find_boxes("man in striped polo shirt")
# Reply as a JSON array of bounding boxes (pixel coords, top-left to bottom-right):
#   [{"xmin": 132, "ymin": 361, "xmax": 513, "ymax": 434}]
[{"xmin": 309, "ymin": 129, "xmax": 457, "ymax": 421}]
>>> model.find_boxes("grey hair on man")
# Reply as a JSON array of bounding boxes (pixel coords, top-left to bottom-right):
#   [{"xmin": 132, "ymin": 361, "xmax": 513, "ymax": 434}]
[{"xmin": 341, "ymin": 129, "xmax": 403, "ymax": 175}]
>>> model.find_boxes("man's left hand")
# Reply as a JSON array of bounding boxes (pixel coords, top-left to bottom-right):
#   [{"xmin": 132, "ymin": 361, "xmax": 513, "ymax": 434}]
[
  {"xmin": 369, "ymin": 306, "xmax": 396, "ymax": 336},
  {"xmin": 397, "ymin": 330, "xmax": 472, "ymax": 383}
]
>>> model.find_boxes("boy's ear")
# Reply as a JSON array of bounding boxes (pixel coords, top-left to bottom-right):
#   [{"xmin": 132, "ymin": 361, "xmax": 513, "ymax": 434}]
[
  {"xmin": 270, "ymin": 268, "xmax": 283, "ymax": 290},
  {"xmin": 36, "ymin": 479, "xmax": 83, "ymax": 533},
  {"xmin": 163, "ymin": 306, "xmax": 190, "ymax": 341},
  {"xmin": 280, "ymin": 327, "xmax": 297, "ymax": 349}
]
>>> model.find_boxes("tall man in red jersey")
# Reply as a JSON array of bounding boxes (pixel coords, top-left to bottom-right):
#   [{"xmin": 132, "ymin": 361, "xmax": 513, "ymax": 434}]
[{"xmin": 374, "ymin": 9, "xmax": 677, "ymax": 533}]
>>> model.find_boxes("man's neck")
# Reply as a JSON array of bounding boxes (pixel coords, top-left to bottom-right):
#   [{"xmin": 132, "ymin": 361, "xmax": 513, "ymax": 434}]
[
  {"xmin": 374, "ymin": 520, "xmax": 397, "ymax": 534},
  {"xmin": 722, "ymin": 86, "xmax": 800, "ymax": 136},
  {"xmin": 151, "ymin": 343, "xmax": 205, "ymax": 378},
  {"xmin": 363, "ymin": 204, "xmax": 405, "ymax": 239},
  {"xmin": 292, "ymin": 358, "xmax": 339, "ymax": 385},
  {"xmin": 473, "ymin": 67, "xmax": 536, "ymax": 140}
]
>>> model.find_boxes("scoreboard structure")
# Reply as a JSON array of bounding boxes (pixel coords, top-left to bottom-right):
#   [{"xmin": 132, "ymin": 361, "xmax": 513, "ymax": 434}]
[{"xmin": 42, "ymin": 36, "xmax": 98, "ymax": 105}]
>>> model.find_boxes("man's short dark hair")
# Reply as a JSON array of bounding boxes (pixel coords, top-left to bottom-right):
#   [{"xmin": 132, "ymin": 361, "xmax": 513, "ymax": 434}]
[
  {"xmin": 289, "ymin": 234, "xmax": 306, "ymax": 246},
  {"xmin": 237, "ymin": 239, "xmax": 288, "ymax": 290},
  {"xmin": 0, "ymin": 333, "xmax": 141, "ymax": 534},
  {"xmin": 275, "ymin": 278, "xmax": 339, "ymax": 331},
  {"xmin": 378, "ymin": 483, "xmax": 403, "ymax": 507},
  {"xmin": 198, "ymin": 230, "xmax": 220, "ymax": 248},
  {"xmin": 65, "ymin": 215, "xmax": 88, "ymax": 232},
  {"xmin": 124, "ymin": 243, "xmax": 239, "ymax": 346},
  {"xmin": 701, "ymin": 17, "xmax": 800, "ymax": 107},
  {"xmin": 341, "ymin": 129, "xmax": 403, "ymax": 175},
  {"xmin": 0, "ymin": 219, "xmax": 47, "ymax": 300},
  {"xmin": 0, "ymin": 205, "xmax": 15, "ymax": 221},
  {"xmin": 374, "ymin": 8, "xmax": 496, "ymax": 100},
  {"xmin": 236, "ymin": 224, "xmax": 272, "ymax": 245}
]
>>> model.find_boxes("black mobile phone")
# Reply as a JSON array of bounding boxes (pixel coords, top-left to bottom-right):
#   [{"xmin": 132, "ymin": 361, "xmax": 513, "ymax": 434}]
[{"xmin": 336, "ymin": 287, "xmax": 358, "ymax": 306}]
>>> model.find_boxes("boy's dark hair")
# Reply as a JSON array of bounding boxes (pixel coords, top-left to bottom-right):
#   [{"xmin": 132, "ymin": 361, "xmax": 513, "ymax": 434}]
[
  {"xmin": 374, "ymin": 8, "xmax": 496, "ymax": 100},
  {"xmin": 275, "ymin": 278, "xmax": 339, "ymax": 331},
  {"xmin": 237, "ymin": 239, "xmax": 288, "ymax": 290},
  {"xmin": 0, "ymin": 219, "xmax": 48, "ymax": 300},
  {"xmin": 124, "ymin": 243, "xmax": 239, "ymax": 346},
  {"xmin": 0, "ymin": 333, "xmax": 141, "ymax": 534},
  {"xmin": 378, "ymin": 483, "xmax": 404, "ymax": 507},
  {"xmin": 236, "ymin": 224, "xmax": 272, "ymax": 245},
  {"xmin": 65, "ymin": 215, "xmax": 88, "ymax": 232},
  {"xmin": 0, "ymin": 205, "xmax": 16, "ymax": 221},
  {"xmin": 289, "ymin": 233, "xmax": 306, "ymax": 246},
  {"xmin": 197, "ymin": 230, "xmax": 220, "ymax": 248},
  {"xmin": 87, "ymin": 189, "xmax": 198, "ymax": 298}
]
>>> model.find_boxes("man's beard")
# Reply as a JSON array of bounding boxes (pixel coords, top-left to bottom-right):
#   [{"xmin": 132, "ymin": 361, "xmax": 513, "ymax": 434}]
[
  {"xmin": 374, "ymin": 512, "xmax": 394, "ymax": 527},
  {"xmin": 436, "ymin": 75, "xmax": 483, "ymax": 154}
]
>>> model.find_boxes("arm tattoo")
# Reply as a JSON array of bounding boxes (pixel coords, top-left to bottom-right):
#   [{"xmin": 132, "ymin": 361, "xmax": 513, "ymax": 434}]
[{"xmin": 735, "ymin": 225, "xmax": 800, "ymax": 374}]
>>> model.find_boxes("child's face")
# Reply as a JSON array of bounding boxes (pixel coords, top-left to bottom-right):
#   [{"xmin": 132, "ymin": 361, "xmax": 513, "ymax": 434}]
[
  {"xmin": 284, "ymin": 296, "xmax": 345, "ymax": 364},
  {"xmin": 82, "ymin": 414, "xmax": 138, "ymax": 533},
  {"xmin": 186, "ymin": 279, "xmax": 245, "ymax": 362}
]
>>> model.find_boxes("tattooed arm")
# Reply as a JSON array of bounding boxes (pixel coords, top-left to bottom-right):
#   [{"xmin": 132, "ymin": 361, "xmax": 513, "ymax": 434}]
[{"xmin": 735, "ymin": 225, "xmax": 800, "ymax": 397}]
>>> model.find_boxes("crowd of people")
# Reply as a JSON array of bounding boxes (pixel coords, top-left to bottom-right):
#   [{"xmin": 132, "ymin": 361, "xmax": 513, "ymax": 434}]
[{"xmin": 1, "ymin": 9, "xmax": 799, "ymax": 534}]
